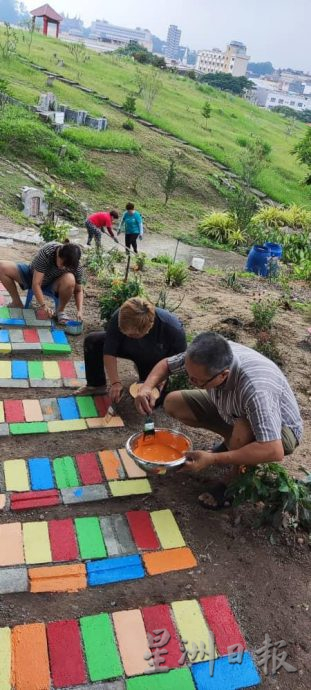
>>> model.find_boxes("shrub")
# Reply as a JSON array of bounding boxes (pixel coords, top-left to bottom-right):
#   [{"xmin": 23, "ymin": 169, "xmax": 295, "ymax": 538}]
[
  {"xmin": 228, "ymin": 188, "xmax": 258, "ymax": 231},
  {"xmin": 39, "ymin": 222, "xmax": 69, "ymax": 243},
  {"xmin": 166, "ymin": 261, "xmax": 188, "ymax": 287},
  {"xmin": 251, "ymin": 298, "xmax": 278, "ymax": 330},
  {"xmin": 227, "ymin": 228, "xmax": 246, "ymax": 247},
  {"xmin": 151, "ymin": 254, "xmax": 173, "ymax": 265},
  {"xmin": 236, "ymin": 136, "xmax": 248, "ymax": 148},
  {"xmin": 135, "ymin": 253, "xmax": 147, "ymax": 271},
  {"xmin": 99, "ymin": 276, "xmax": 143, "ymax": 321},
  {"xmin": 122, "ymin": 119, "xmax": 134, "ymax": 131},
  {"xmin": 252, "ymin": 205, "xmax": 311, "ymax": 231},
  {"xmin": 198, "ymin": 212, "xmax": 237, "ymax": 244}
]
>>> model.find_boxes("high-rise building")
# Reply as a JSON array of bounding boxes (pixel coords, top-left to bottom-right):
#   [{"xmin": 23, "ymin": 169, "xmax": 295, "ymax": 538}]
[
  {"xmin": 196, "ymin": 41, "xmax": 250, "ymax": 77},
  {"xmin": 165, "ymin": 24, "xmax": 181, "ymax": 60}
]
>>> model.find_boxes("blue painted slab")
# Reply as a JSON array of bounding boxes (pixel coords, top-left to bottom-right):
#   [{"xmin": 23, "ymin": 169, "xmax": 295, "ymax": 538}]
[
  {"xmin": 51, "ymin": 329, "xmax": 68, "ymax": 345},
  {"xmin": 12, "ymin": 361, "xmax": 28, "ymax": 379},
  {"xmin": 28, "ymin": 457, "xmax": 55, "ymax": 490},
  {"xmin": 191, "ymin": 653, "xmax": 261, "ymax": 690},
  {"xmin": 87, "ymin": 555, "xmax": 145, "ymax": 586},
  {"xmin": 57, "ymin": 396, "xmax": 79, "ymax": 420},
  {"xmin": 0, "ymin": 331, "xmax": 9, "ymax": 343},
  {"xmin": 74, "ymin": 361, "xmax": 86, "ymax": 378},
  {"xmin": 0, "ymin": 319, "xmax": 25, "ymax": 326}
]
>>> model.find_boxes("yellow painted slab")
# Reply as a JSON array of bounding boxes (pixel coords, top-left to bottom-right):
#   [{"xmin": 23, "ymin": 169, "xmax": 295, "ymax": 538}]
[
  {"xmin": 4, "ymin": 459, "xmax": 30, "ymax": 491},
  {"xmin": 171, "ymin": 600, "xmax": 217, "ymax": 661},
  {"xmin": 151, "ymin": 509, "xmax": 185, "ymax": 549},
  {"xmin": 0, "ymin": 627, "xmax": 11, "ymax": 690},
  {"xmin": 0, "ymin": 343, "xmax": 11, "ymax": 354},
  {"xmin": 23, "ymin": 522, "xmax": 52, "ymax": 565},
  {"xmin": 0, "ymin": 401, "xmax": 4, "ymax": 423},
  {"xmin": 0, "ymin": 361, "xmax": 11, "ymax": 378},
  {"xmin": 108, "ymin": 479, "xmax": 152, "ymax": 497},
  {"xmin": 48, "ymin": 419, "xmax": 87, "ymax": 433},
  {"xmin": 42, "ymin": 361, "xmax": 60, "ymax": 379}
]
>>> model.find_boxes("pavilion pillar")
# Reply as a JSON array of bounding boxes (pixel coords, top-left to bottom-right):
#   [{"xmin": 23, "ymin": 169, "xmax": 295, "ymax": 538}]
[
  {"xmin": 56, "ymin": 21, "xmax": 60, "ymax": 38},
  {"xmin": 43, "ymin": 16, "xmax": 48, "ymax": 35}
]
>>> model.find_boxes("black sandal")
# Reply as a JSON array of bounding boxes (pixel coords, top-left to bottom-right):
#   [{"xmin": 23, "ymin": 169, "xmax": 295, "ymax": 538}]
[{"xmin": 198, "ymin": 481, "xmax": 233, "ymax": 510}]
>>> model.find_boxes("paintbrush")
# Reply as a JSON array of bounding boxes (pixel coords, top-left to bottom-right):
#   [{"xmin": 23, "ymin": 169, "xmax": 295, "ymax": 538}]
[{"xmin": 143, "ymin": 415, "xmax": 155, "ymax": 441}]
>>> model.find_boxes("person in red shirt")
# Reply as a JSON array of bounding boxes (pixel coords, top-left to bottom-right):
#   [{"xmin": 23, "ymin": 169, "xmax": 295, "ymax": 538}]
[{"xmin": 85, "ymin": 210, "xmax": 119, "ymax": 248}]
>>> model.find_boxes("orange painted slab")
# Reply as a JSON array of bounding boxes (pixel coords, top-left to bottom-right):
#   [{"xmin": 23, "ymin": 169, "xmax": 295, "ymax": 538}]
[
  {"xmin": 12, "ymin": 622, "xmax": 50, "ymax": 690},
  {"xmin": 29, "ymin": 564, "xmax": 87, "ymax": 593},
  {"xmin": 87, "ymin": 415, "xmax": 124, "ymax": 429},
  {"xmin": 112, "ymin": 609, "xmax": 149, "ymax": 677},
  {"xmin": 0, "ymin": 523, "xmax": 24, "ymax": 566},
  {"xmin": 99, "ymin": 450, "xmax": 123, "ymax": 480},
  {"xmin": 118, "ymin": 448, "xmax": 146, "ymax": 478},
  {"xmin": 143, "ymin": 547, "xmax": 197, "ymax": 575},
  {"xmin": 22, "ymin": 400, "xmax": 43, "ymax": 423}
]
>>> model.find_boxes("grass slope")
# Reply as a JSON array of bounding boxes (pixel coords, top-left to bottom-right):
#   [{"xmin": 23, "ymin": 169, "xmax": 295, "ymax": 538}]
[{"xmin": 1, "ymin": 30, "xmax": 310, "ymax": 207}]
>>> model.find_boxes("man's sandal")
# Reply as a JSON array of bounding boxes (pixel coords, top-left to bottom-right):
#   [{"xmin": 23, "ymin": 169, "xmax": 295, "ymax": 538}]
[
  {"xmin": 53, "ymin": 311, "xmax": 70, "ymax": 325},
  {"xmin": 198, "ymin": 481, "xmax": 233, "ymax": 510}
]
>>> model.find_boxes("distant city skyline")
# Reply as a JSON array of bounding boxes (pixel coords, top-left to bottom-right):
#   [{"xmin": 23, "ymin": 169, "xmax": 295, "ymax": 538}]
[{"xmin": 23, "ymin": 1, "xmax": 310, "ymax": 72}]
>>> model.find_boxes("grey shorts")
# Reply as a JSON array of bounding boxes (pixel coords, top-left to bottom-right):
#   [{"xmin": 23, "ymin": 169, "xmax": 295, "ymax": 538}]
[{"xmin": 181, "ymin": 389, "xmax": 298, "ymax": 456}]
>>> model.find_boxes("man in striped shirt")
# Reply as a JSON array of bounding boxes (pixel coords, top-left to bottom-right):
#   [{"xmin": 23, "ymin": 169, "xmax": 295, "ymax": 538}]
[
  {"xmin": 0, "ymin": 241, "xmax": 84, "ymax": 323},
  {"xmin": 135, "ymin": 332, "xmax": 303, "ymax": 508}
]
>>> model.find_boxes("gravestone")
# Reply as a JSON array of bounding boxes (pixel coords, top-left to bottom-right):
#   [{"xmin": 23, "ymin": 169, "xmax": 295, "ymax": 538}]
[
  {"xmin": 85, "ymin": 115, "xmax": 108, "ymax": 131},
  {"xmin": 21, "ymin": 187, "xmax": 48, "ymax": 218},
  {"xmin": 37, "ymin": 92, "xmax": 57, "ymax": 112}
]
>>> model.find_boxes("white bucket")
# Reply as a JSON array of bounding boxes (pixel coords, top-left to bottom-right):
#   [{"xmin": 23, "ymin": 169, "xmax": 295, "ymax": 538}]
[{"xmin": 191, "ymin": 256, "xmax": 205, "ymax": 271}]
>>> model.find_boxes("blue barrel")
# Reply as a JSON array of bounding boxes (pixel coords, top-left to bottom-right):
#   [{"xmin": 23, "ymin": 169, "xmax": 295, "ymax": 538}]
[
  {"xmin": 264, "ymin": 242, "xmax": 283, "ymax": 259},
  {"xmin": 245, "ymin": 245, "xmax": 271, "ymax": 277}
]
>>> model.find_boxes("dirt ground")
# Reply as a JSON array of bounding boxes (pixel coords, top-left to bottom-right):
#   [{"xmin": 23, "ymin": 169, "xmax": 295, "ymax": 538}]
[{"xmin": 0, "ymin": 240, "xmax": 310, "ymax": 689}]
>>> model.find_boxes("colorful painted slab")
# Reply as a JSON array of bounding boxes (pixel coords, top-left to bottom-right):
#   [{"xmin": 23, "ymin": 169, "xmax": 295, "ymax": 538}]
[
  {"xmin": 0, "ymin": 306, "xmax": 52, "ymax": 327},
  {"xmin": 0, "ymin": 395, "xmax": 123, "ymax": 435},
  {"xmin": 0, "ymin": 359, "xmax": 85, "ymax": 387},
  {"xmin": 1, "ymin": 598, "xmax": 261, "ymax": 689},
  {"xmin": 0, "ymin": 328, "xmax": 71, "ymax": 354},
  {"xmin": 0, "ymin": 447, "xmax": 150, "ymax": 511},
  {"xmin": 0, "ymin": 510, "xmax": 196, "ymax": 593}
]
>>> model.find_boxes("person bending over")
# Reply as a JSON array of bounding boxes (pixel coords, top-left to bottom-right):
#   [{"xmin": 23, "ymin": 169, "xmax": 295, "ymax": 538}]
[
  {"xmin": 135, "ymin": 332, "xmax": 303, "ymax": 509},
  {"xmin": 0, "ymin": 240, "xmax": 84, "ymax": 324},
  {"xmin": 85, "ymin": 209, "xmax": 119, "ymax": 248},
  {"xmin": 76, "ymin": 297, "xmax": 187, "ymax": 403}
]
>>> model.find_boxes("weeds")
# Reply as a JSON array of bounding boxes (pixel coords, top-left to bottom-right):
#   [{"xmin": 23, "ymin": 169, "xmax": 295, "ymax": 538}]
[
  {"xmin": 99, "ymin": 276, "xmax": 143, "ymax": 321},
  {"xmin": 62, "ymin": 126, "xmax": 140, "ymax": 153},
  {"xmin": 134, "ymin": 253, "xmax": 147, "ymax": 271},
  {"xmin": 251, "ymin": 298, "xmax": 278, "ymax": 330},
  {"xmin": 166, "ymin": 261, "xmax": 188, "ymax": 287},
  {"xmin": 39, "ymin": 222, "xmax": 69, "ymax": 244}
]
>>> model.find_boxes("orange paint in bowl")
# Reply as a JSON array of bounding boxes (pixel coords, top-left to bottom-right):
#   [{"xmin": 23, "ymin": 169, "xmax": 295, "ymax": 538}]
[{"xmin": 134, "ymin": 430, "xmax": 190, "ymax": 464}]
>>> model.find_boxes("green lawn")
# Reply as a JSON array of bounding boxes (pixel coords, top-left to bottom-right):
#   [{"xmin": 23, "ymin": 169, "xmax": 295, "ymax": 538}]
[{"xmin": 1, "ymin": 30, "xmax": 309, "ymax": 207}]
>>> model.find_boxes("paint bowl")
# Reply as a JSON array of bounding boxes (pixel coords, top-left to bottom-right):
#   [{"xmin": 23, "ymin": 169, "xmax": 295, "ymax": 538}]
[
  {"xmin": 126, "ymin": 428, "xmax": 192, "ymax": 474},
  {"xmin": 64, "ymin": 320, "xmax": 83, "ymax": 336}
]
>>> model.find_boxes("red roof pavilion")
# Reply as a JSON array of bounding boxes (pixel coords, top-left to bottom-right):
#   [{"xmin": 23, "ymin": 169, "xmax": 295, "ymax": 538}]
[{"xmin": 31, "ymin": 4, "xmax": 63, "ymax": 38}]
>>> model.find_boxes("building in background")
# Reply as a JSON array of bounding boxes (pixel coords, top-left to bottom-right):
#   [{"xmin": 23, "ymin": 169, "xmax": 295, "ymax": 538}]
[
  {"xmin": 90, "ymin": 20, "xmax": 152, "ymax": 51},
  {"xmin": 251, "ymin": 87, "xmax": 311, "ymax": 112},
  {"xmin": 165, "ymin": 24, "xmax": 181, "ymax": 60},
  {"xmin": 196, "ymin": 41, "xmax": 250, "ymax": 77}
]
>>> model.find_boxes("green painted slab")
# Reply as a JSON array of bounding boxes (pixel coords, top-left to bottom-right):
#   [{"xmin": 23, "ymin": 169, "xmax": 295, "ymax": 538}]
[
  {"xmin": 76, "ymin": 395, "xmax": 98, "ymax": 418},
  {"xmin": 126, "ymin": 669, "xmax": 196, "ymax": 690},
  {"xmin": 28, "ymin": 361, "xmax": 44, "ymax": 379},
  {"xmin": 9, "ymin": 422, "xmax": 48, "ymax": 435},
  {"xmin": 75, "ymin": 517, "xmax": 107, "ymax": 559},
  {"xmin": 0, "ymin": 308, "xmax": 10, "ymax": 318},
  {"xmin": 41, "ymin": 344, "xmax": 71, "ymax": 354},
  {"xmin": 53, "ymin": 456, "xmax": 80, "ymax": 489},
  {"xmin": 80, "ymin": 613, "xmax": 122, "ymax": 681}
]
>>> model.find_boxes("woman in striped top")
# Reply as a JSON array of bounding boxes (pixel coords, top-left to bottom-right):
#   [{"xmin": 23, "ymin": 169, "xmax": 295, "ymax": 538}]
[{"xmin": 0, "ymin": 240, "xmax": 84, "ymax": 323}]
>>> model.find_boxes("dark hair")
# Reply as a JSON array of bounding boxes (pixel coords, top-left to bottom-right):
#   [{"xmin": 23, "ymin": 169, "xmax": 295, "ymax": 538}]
[
  {"xmin": 187, "ymin": 332, "xmax": 233, "ymax": 375},
  {"xmin": 58, "ymin": 241, "xmax": 81, "ymax": 270},
  {"xmin": 110, "ymin": 209, "xmax": 119, "ymax": 219},
  {"xmin": 126, "ymin": 202, "xmax": 135, "ymax": 211}
]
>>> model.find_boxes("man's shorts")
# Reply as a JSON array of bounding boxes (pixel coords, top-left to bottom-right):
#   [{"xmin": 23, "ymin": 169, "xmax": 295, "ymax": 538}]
[
  {"xmin": 181, "ymin": 389, "xmax": 299, "ymax": 456},
  {"xmin": 17, "ymin": 263, "xmax": 57, "ymax": 295}
]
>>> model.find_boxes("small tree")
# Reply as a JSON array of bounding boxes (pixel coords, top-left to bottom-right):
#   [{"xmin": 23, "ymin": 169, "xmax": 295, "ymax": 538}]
[
  {"xmin": 228, "ymin": 188, "xmax": 257, "ymax": 231},
  {"xmin": 22, "ymin": 18, "xmax": 35, "ymax": 56},
  {"xmin": 0, "ymin": 22, "xmax": 18, "ymax": 60},
  {"xmin": 123, "ymin": 93, "xmax": 136, "ymax": 115},
  {"xmin": 67, "ymin": 41, "xmax": 88, "ymax": 64},
  {"xmin": 202, "ymin": 100, "xmax": 211, "ymax": 128},
  {"xmin": 136, "ymin": 67, "xmax": 162, "ymax": 113},
  {"xmin": 294, "ymin": 128, "xmax": 311, "ymax": 184},
  {"xmin": 240, "ymin": 138, "xmax": 271, "ymax": 187},
  {"xmin": 161, "ymin": 159, "xmax": 179, "ymax": 204},
  {"xmin": 0, "ymin": 78, "xmax": 10, "ymax": 111}
]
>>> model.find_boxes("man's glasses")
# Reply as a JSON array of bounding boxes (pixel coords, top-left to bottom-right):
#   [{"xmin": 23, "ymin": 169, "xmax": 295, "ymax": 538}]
[{"xmin": 188, "ymin": 370, "xmax": 225, "ymax": 387}]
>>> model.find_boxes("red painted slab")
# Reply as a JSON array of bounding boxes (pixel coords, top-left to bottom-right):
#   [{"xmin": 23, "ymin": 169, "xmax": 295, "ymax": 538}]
[
  {"xmin": 47, "ymin": 620, "xmax": 87, "ymax": 687},
  {"xmin": 0, "ymin": 295, "xmax": 5, "ymax": 305},
  {"xmin": 58, "ymin": 360, "xmax": 77, "ymax": 378},
  {"xmin": 24, "ymin": 329, "xmax": 40, "ymax": 343},
  {"xmin": 94, "ymin": 395, "xmax": 110, "ymax": 417},
  {"xmin": 49, "ymin": 518, "xmax": 78, "ymax": 562},
  {"xmin": 11, "ymin": 490, "xmax": 60, "ymax": 511},
  {"xmin": 75, "ymin": 452, "xmax": 102, "ymax": 485},
  {"xmin": 36, "ymin": 308, "xmax": 49, "ymax": 320},
  {"xmin": 3, "ymin": 399, "xmax": 25, "ymax": 423},
  {"xmin": 142, "ymin": 604, "xmax": 182, "ymax": 669},
  {"xmin": 126, "ymin": 511, "xmax": 160, "ymax": 550},
  {"xmin": 200, "ymin": 596, "xmax": 247, "ymax": 655}
]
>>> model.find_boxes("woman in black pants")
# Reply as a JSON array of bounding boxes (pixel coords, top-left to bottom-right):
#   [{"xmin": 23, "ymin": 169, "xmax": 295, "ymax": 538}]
[{"xmin": 76, "ymin": 297, "xmax": 187, "ymax": 404}]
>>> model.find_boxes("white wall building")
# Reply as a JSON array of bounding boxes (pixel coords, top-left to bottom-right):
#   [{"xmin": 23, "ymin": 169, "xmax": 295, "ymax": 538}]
[
  {"xmin": 252, "ymin": 88, "xmax": 311, "ymax": 112},
  {"xmin": 196, "ymin": 41, "xmax": 250, "ymax": 77},
  {"xmin": 90, "ymin": 20, "xmax": 152, "ymax": 51}
]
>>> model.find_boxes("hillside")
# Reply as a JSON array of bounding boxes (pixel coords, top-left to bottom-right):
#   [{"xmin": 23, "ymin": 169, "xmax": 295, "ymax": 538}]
[{"xmin": 0, "ymin": 29, "xmax": 310, "ymax": 209}]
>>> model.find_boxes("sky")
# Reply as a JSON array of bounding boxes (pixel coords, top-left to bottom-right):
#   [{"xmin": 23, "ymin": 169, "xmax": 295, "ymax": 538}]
[{"xmin": 24, "ymin": 0, "xmax": 309, "ymax": 71}]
